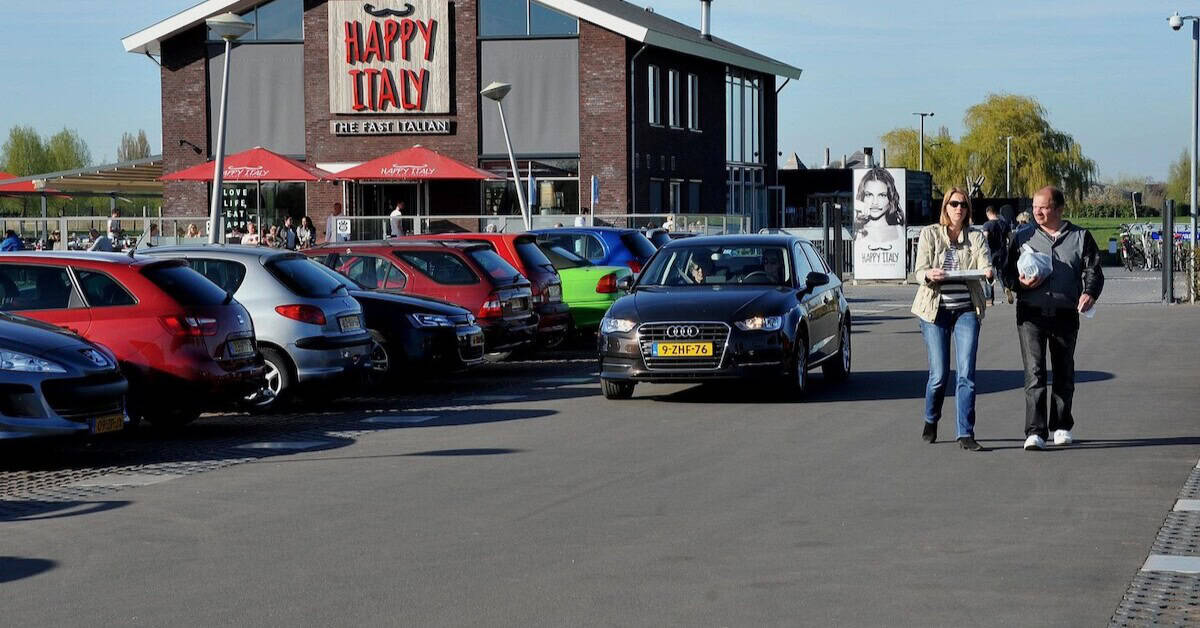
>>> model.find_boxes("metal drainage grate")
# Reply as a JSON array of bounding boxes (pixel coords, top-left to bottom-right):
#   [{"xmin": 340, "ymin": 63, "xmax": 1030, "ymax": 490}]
[
  {"xmin": 1180, "ymin": 468, "xmax": 1200, "ymax": 500},
  {"xmin": 1153, "ymin": 512, "xmax": 1200, "ymax": 557},
  {"xmin": 1111, "ymin": 571, "xmax": 1200, "ymax": 626}
]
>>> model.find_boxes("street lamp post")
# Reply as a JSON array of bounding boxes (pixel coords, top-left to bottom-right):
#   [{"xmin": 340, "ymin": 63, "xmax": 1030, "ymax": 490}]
[
  {"xmin": 205, "ymin": 13, "xmax": 253, "ymax": 244},
  {"xmin": 480, "ymin": 81, "xmax": 530, "ymax": 231},
  {"xmin": 1005, "ymin": 136, "xmax": 1013, "ymax": 196},
  {"xmin": 912, "ymin": 112, "xmax": 934, "ymax": 171},
  {"xmin": 1170, "ymin": 11, "xmax": 1199, "ymax": 302}
]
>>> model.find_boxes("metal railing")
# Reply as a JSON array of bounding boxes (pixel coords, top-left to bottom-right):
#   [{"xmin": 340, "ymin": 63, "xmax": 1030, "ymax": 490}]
[{"xmin": 323, "ymin": 213, "xmax": 751, "ymax": 241}]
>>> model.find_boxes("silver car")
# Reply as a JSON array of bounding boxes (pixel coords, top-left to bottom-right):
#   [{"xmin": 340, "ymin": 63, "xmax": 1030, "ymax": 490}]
[{"xmin": 142, "ymin": 245, "xmax": 372, "ymax": 408}]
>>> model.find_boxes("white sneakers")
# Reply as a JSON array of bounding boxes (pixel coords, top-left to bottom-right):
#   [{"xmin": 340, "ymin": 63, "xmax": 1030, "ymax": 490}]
[{"xmin": 1024, "ymin": 431, "xmax": 1074, "ymax": 450}]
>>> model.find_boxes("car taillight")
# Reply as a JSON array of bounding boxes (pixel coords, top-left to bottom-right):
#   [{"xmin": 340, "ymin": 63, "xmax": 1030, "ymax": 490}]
[
  {"xmin": 275, "ymin": 304, "xmax": 327, "ymax": 326},
  {"xmin": 596, "ymin": 273, "xmax": 619, "ymax": 294},
  {"xmin": 478, "ymin": 293, "xmax": 504, "ymax": 319},
  {"xmin": 626, "ymin": 259, "xmax": 643, "ymax": 274},
  {"xmin": 530, "ymin": 284, "xmax": 544, "ymax": 304},
  {"xmin": 160, "ymin": 315, "xmax": 218, "ymax": 337}
]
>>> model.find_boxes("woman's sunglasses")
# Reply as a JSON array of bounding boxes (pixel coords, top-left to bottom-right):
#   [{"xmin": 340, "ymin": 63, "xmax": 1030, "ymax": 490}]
[{"xmin": 947, "ymin": 200, "xmax": 969, "ymax": 208}]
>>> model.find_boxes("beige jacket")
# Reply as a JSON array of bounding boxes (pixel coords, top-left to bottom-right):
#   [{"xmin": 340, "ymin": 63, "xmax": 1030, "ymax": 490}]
[{"xmin": 910, "ymin": 224, "xmax": 993, "ymax": 322}]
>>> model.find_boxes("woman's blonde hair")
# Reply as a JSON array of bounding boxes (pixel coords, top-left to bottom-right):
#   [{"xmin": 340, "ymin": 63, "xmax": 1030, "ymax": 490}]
[{"xmin": 939, "ymin": 187, "xmax": 972, "ymax": 227}]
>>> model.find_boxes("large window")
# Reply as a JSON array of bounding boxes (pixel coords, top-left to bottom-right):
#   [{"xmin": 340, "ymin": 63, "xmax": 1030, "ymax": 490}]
[
  {"xmin": 479, "ymin": 0, "xmax": 578, "ymax": 37},
  {"xmin": 480, "ymin": 158, "xmax": 579, "ymax": 216},
  {"xmin": 687, "ymin": 73, "xmax": 700, "ymax": 130},
  {"xmin": 648, "ymin": 179, "xmax": 664, "ymax": 213},
  {"xmin": 668, "ymin": 70, "xmax": 681, "ymax": 128},
  {"xmin": 210, "ymin": 182, "xmax": 306, "ymax": 235},
  {"xmin": 206, "ymin": 0, "xmax": 302, "ymax": 42},
  {"xmin": 726, "ymin": 69, "xmax": 762, "ymax": 164},
  {"xmin": 669, "ymin": 180, "xmax": 682, "ymax": 212},
  {"xmin": 648, "ymin": 65, "xmax": 662, "ymax": 126}
]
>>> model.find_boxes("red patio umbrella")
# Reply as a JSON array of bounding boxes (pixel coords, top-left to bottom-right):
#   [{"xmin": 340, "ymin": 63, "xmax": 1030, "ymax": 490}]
[
  {"xmin": 0, "ymin": 171, "xmax": 51, "ymax": 193},
  {"xmin": 160, "ymin": 146, "xmax": 335, "ymax": 181},
  {"xmin": 336, "ymin": 146, "xmax": 497, "ymax": 180}
]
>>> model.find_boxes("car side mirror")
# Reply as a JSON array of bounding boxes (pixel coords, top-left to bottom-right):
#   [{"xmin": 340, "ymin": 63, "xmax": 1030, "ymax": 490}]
[
  {"xmin": 617, "ymin": 275, "xmax": 634, "ymax": 292},
  {"xmin": 804, "ymin": 271, "xmax": 829, "ymax": 291}
]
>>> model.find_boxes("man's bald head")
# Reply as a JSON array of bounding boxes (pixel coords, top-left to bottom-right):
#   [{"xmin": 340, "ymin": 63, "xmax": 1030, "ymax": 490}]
[{"xmin": 1034, "ymin": 186, "xmax": 1065, "ymax": 209}]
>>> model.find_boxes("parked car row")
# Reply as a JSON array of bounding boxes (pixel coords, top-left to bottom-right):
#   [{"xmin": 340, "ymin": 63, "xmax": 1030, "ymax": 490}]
[{"xmin": 0, "ymin": 226, "xmax": 837, "ymax": 439}]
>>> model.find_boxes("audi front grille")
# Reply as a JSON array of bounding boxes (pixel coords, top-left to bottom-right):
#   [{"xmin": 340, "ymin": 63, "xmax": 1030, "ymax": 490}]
[{"xmin": 637, "ymin": 322, "xmax": 730, "ymax": 371}]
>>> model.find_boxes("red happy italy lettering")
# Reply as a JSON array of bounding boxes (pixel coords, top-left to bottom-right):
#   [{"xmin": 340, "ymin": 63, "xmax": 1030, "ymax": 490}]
[
  {"xmin": 416, "ymin": 19, "xmax": 436, "ymax": 61},
  {"xmin": 378, "ymin": 69, "xmax": 400, "ymax": 110},
  {"xmin": 348, "ymin": 69, "xmax": 366, "ymax": 110},
  {"xmin": 382, "ymin": 19, "xmax": 399, "ymax": 61},
  {"xmin": 343, "ymin": 21, "xmax": 361, "ymax": 63},
  {"xmin": 363, "ymin": 21, "xmax": 383, "ymax": 62},
  {"xmin": 402, "ymin": 69, "xmax": 427, "ymax": 110},
  {"xmin": 398, "ymin": 19, "xmax": 416, "ymax": 61}
]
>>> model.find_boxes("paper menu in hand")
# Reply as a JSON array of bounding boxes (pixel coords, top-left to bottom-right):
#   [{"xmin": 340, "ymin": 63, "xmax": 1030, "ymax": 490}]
[{"xmin": 942, "ymin": 269, "xmax": 989, "ymax": 280}]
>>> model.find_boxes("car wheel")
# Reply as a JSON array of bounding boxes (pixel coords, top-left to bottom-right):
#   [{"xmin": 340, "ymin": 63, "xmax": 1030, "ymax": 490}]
[
  {"xmin": 822, "ymin": 320, "xmax": 851, "ymax": 382},
  {"xmin": 602, "ymin": 378, "xmax": 635, "ymax": 400},
  {"xmin": 791, "ymin": 334, "xmax": 810, "ymax": 398},
  {"xmin": 368, "ymin": 333, "xmax": 392, "ymax": 382},
  {"xmin": 246, "ymin": 348, "xmax": 291, "ymax": 410}
]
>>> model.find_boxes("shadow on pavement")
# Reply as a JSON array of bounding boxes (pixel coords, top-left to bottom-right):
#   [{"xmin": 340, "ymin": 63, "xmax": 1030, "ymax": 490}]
[
  {"xmin": 0, "ymin": 556, "xmax": 57, "ymax": 583},
  {"xmin": 403, "ymin": 448, "xmax": 523, "ymax": 456},
  {"xmin": 357, "ymin": 408, "xmax": 557, "ymax": 429},
  {"xmin": 0, "ymin": 500, "xmax": 130, "ymax": 522},
  {"xmin": 980, "ymin": 436, "xmax": 1200, "ymax": 451}
]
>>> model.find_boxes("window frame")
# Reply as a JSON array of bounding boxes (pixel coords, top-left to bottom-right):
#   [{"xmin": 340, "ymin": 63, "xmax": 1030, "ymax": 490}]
[
  {"xmin": 0, "ymin": 262, "xmax": 86, "ymax": 312},
  {"xmin": 668, "ymin": 69, "xmax": 681, "ymax": 128},
  {"xmin": 648, "ymin": 65, "xmax": 662, "ymax": 126},
  {"xmin": 687, "ymin": 73, "xmax": 700, "ymax": 131},
  {"xmin": 72, "ymin": 268, "xmax": 138, "ymax": 309}
]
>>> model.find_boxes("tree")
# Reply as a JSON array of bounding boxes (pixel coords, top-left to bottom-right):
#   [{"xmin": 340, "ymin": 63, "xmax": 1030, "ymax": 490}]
[
  {"xmin": 880, "ymin": 93, "xmax": 1097, "ymax": 205},
  {"xmin": 1, "ymin": 125, "xmax": 47, "ymax": 176},
  {"xmin": 43, "ymin": 128, "xmax": 90, "ymax": 173},
  {"xmin": 117, "ymin": 130, "xmax": 151, "ymax": 162},
  {"xmin": 1167, "ymin": 149, "xmax": 1191, "ymax": 209}
]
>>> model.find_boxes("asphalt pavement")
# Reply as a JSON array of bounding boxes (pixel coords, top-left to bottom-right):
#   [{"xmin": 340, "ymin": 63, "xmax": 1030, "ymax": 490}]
[{"xmin": 2, "ymin": 269, "xmax": 1198, "ymax": 626}]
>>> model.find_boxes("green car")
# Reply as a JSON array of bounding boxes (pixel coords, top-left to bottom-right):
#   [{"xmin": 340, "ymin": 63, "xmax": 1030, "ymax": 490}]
[{"xmin": 538, "ymin": 243, "xmax": 632, "ymax": 332}]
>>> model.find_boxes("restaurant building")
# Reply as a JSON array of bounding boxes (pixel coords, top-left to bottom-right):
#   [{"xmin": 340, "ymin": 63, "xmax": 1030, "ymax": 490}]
[{"xmin": 123, "ymin": 0, "xmax": 802, "ymax": 233}]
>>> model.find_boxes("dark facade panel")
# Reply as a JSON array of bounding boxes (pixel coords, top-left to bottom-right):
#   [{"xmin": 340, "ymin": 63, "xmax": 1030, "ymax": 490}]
[
  {"xmin": 207, "ymin": 42, "xmax": 306, "ymax": 156},
  {"xmin": 479, "ymin": 39, "xmax": 580, "ymax": 156}
]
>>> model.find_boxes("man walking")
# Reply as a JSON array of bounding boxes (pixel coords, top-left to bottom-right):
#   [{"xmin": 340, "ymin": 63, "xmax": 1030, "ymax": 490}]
[
  {"xmin": 980, "ymin": 206, "xmax": 1010, "ymax": 305},
  {"xmin": 324, "ymin": 202, "xmax": 349, "ymax": 243},
  {"xmin": 1004, "ymin": 186, "xmax": 1103, "ymax": 451},
  {"xmin": 389, "ymin": 200, "xmax": 406, "ymax": 237}
]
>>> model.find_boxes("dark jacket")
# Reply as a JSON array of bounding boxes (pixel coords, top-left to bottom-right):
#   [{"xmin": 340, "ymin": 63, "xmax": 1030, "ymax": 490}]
[
  {"xmin": 981, "ymin": 218, "xmax": 1011, "ymax": 268},
  {"xmin": 1003, "ymin": 221, "xmax": 1103, "ymax": 310}
]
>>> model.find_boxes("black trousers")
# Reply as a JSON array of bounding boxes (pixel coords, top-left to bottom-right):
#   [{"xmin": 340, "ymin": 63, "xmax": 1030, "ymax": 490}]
[{"xmin": 1016, "ymin": 306, "xmax": 1079, "ymax": 439}]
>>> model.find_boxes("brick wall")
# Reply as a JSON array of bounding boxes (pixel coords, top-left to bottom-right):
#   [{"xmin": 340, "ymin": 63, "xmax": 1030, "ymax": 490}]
[
  {"xmin": 304, "ymin": 0, "xmax": 480, "ymax": 233},
  {"xmin": 578, "ymin": 21, "xmax": 628, "ymax": 216},
  {"xmin": 160, "ymin": 25, "xmax": 210, "ymax": 217}
]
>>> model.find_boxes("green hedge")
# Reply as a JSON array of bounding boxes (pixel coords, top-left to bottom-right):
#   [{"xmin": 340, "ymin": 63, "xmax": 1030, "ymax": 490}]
[{"xmin": 1069, "ymin": 203, "xmax": 1193, "ymax": 219}]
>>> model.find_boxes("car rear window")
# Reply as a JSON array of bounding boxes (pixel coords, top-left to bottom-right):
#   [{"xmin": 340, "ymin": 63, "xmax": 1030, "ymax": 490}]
[
  {"xmin": 538, "ymin": 244, "xmax": 591, "ymax": 270},
  {"xmin": 265, "ymin": 255, "xmax": 346, "ymax": 298},
  {"xmin": 142, "ymin": 263, "xmax": 228, "ymax": 306},
  {"xmin": 620, "ymin": 231, "xmax": 658, "ymax": 260},
  {"xmin": 75, "ymin": 270, "xmax": 137, "ymax": 307},
  {"xmin": 396, "ymin": 251, "xmax": 479, "ymax": 285},
  {"xmin": 466, "ymin": 248, "xmax": 522, "ymax": 284},
  {"xmin": 514, "ymin": 239, "xmax": 555, "ymax": 272}
]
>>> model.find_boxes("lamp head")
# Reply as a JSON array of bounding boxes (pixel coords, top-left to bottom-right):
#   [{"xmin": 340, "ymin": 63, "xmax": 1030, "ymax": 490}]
[
  {"xmin": 206, "ymin": 12, "xmax": 254, "ymax": 41},
  {"xmin": 480, "ymin": 81, "xmax": 512, "ymax": 102},
  {"xmin": 1170, "ymin": 12, "xmax": 1184, "ymax": 31}
]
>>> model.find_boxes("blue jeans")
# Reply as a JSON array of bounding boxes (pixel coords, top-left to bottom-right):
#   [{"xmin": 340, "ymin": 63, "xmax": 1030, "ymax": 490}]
[{"xmin": 919, "ymin": 308, "xmax": 981, "ymax": 438}]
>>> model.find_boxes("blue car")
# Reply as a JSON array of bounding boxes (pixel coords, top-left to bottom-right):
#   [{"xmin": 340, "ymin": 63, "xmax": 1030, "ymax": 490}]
[{"xmin": 530, "ymin": 227, "xmax": 657, "ymax": 274}]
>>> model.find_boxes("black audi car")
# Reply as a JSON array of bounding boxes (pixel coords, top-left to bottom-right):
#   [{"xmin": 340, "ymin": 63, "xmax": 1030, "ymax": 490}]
[
  {"xmin": 0, "ymin": 311, "xmax": 128, "ymax": 438},
  {"xmin": 597, "ymin": 235, "xmax": 851, "ymax": 399},
  {"xmin": 310, "ymin": 262, "xmax": 485, "ymax": 378}
]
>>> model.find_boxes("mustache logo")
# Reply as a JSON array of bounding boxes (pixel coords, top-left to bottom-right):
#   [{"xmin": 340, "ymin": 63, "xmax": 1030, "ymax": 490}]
[
  {"xmin": 867, "ymin": 244, "xmax": 893, "ymax": 252},
  {"xmin": 363, "ymin": 3, "xmax": 415, "ymax": 17}
]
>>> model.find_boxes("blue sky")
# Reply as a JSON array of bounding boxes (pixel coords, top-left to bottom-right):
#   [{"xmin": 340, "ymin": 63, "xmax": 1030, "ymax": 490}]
[{"xmin": 0, "ymin": 0, "xmax": 1188, "ymax": 182}]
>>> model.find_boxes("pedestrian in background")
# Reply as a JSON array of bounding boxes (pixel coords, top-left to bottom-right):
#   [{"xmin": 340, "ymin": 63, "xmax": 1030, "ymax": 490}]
[
  {"xmin": 911, "ymin": 187, "xmax": 994, "ymax": 451},
  {"xmin": 981, "ymin": 206, "xmax": 1011, "ymax": 305},
  {"xmin": 324, "ymin": 202, "xmax": 348, "ymax": 243},
  {"xmin": 1004, "ymin": 186, "xmax": 1103, "ymax": 451},
  {"xmin": 87, "ymin": 228, "xmax": 112, "ymax": 252},
  {"xmin": 297, "ymin": 216, "xmax": 315, "ymax": 248},
  {"xmin": 282, "ymin": 216, "xmax": 298, "ymax": 250},
  {"xmin": 1, "ymin": 229, "xmax": 23, "ymax": 251},
  {"xmin": 242, "ymin": 222, "xmax": 261, "ymax": 246}
]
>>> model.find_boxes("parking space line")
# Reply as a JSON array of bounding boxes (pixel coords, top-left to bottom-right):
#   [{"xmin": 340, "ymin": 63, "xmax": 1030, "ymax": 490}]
[
  {"xmin": 361, "ymin": 415, "xmax": 437, "ymax": 425},
  {"xmin": 1173, "ymin": 500, "xmax": 1200, "ymax": 511},
  {"xmin": 1142, "ymin": 555, "xmax": 1200, "ymax": 573}
]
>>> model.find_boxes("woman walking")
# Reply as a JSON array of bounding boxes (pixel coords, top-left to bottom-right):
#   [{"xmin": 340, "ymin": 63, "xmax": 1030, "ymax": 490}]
[{"xmin": 911, "ymin": 188, "xmax": 994, "ymax": 451}]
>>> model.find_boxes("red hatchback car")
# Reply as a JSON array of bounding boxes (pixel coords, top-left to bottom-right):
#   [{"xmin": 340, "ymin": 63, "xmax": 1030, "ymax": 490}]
[
  {"xmin": 394, "ymin": 233, "xmax": 569, "ymax": 348},
  {"xmin": 0, "ymin": 252, "xmax": 265, "ymax": 427},
  {"xmin": 306, "ymin": 241, "xmax": 537, "ymax": 353}
]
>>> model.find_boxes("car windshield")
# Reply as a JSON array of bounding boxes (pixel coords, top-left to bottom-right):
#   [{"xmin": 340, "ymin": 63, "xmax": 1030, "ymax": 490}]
[
  {"xmin": 466, "ymin": 248, "xmax": 522, "ymax": 285},
  {"xmin": 619, "ymin": 231, "xmax": 657, "ymax": 260},
  {"xmin": 638, "ymin": 245, "xmax": 792, "ymax": 287},
  {"xmin": 265, "ymin": 255, "xmax": 347, "ymax": 298},
  {"xmin": 538, "ymin": 244, "xmax": 591, "ymax": 270}
]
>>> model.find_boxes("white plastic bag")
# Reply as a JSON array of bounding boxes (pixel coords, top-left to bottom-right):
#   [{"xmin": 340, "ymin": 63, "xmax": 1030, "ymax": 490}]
[{"xmin": 1016, "ymin": 244, "xmax": 1052, "ymax": 281}]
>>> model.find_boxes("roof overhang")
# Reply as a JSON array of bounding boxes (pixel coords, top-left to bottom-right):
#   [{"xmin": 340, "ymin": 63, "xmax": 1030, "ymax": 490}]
[
  {"xmin": 123, "ymin": 0, "xmax": 802, "ymax": 79},
  {"xmin": 1, "ymin": 157, "xmax": 164, "ymax": 195}
]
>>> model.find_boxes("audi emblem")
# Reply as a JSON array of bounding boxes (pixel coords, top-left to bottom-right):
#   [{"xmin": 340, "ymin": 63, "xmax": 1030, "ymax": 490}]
[{"xmin": 665, "ymin": 325, "xmax": 700, "ymax": 338}]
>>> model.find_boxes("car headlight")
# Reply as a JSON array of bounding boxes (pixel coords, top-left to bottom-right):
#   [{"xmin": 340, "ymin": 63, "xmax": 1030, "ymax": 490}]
[
  {"xmin": 409, "ymin": 313, "xmax": 454, "ymax": 328},
  {"xmin": 735, "ymin": 316, "xmax": 783, "ymax": 332},
  {"xmin": 600, "ymin": 317, "xmax": 636, "ymax": 334},
  {"xmin": 0, "ymin": 350, "xmax": 67, "ymax": 373}
]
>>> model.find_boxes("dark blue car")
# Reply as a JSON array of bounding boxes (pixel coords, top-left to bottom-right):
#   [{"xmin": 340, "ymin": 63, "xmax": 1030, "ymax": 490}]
[{"xmin": 530, "ymin": 227, "xmax": 657, "ymax": 274}]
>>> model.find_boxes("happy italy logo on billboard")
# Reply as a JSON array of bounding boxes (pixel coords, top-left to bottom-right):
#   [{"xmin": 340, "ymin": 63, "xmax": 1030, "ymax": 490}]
[{"xmin": 328, "ymin": 1, "xmax": 450, "ymax": 115}]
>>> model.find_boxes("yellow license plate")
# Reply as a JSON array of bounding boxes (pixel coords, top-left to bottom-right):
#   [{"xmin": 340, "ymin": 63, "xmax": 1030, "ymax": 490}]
[
  {"xmin": 653, "ymin": 342, "xmax": 712, "ymax": 357},
  {"xmin": 469, "ymin": 333, "xmax": 484, "ymax": 347},
  {"xmin": 91, "ymin": 414, "xmax": 124, "ymax": 434},
  {"xmin": 229, "ymin": 339, "xmax": 254, "ymax": 356}
]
